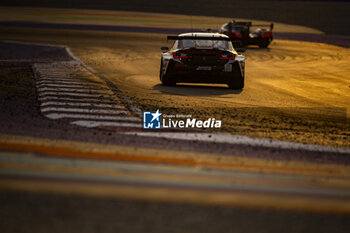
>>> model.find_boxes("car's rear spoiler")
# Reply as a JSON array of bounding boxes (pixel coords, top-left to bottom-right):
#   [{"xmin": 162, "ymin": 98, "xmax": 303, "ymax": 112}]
[
  {"xmin": 252, "ymin": 23, "xmax": 274, "ymax": 30},
  {"xmin": 167, "ymin": 36, "xmax": 231, "ymax": 41}
]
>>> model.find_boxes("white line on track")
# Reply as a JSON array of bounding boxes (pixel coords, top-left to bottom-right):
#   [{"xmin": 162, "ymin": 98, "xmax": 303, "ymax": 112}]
[
  {"xmin": 41, "ymin": 107, "xmax": 129, "ymax": 115},
  {"xmin": 38, "ymin": 72, "xmax": 82, "ymax": 75},
  {"xmin": 2, "ymin": 40, "xmax": 68, "ymax": 48},
  {"xmin": 64, "ymin": 47, "xmax": 98, "ymax": 74},
  {"xmin": 36, "ymin": 80, "xmax": 101, "ymax": 86},
  {"xmin": 38, "ymin": 96, "xmax": 117, "ymax": 103},
  {"xmin": 37, "ymin": 84, "xmax": 106, "ymax": 89},
  {"xmin": 45, "ymin": 113, "xmax": 140, "ymax": 121},
  {"xmin": 38, "ymin": 87, "xmax": 112, "ymax": 94},
  {"xmin": 36, "ymin": 78, "xmax": 83, "ymax": 82},
  {"xmin": 124, "ymin": 132, "xmax": 350, "ymax": 154},
  {"xmin": 63, "ymin": 47, "xmax": 143, "ymax": 117},
  {"xmin": 38, "ymin": 91, "xmax": 110, "ymax": 98},
  {"xmin": 71, "ymin": 120, "xmax": 141, "ymax": 128},
  {"xmin": 40, "ymin": 101, "xmax": 125, "ymax": 109}
]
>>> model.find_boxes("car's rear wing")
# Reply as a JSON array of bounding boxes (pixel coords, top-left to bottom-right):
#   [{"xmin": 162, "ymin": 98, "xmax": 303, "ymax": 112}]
[
  {"xmin": 167, "ymin": 36, "xmax": 231, "ymax": 41},
  {"xmin": 252, "ymin": 23, "xmax": 274, "ymax": 30},
  {"xmin": 167, "ymin": 35, "xmax": 243, "ymax": 48}
]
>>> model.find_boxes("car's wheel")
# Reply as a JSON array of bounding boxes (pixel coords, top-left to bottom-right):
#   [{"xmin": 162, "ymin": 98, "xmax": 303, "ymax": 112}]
[
  {"xmin": 159, "ymin": 60, "xmax": 163, "ymax": 81},
  {"xmin": 160, "ymin": 70, "xmax": 176, "ymax": 86},
  {"xmin": 160, "ymin": 60, "xmax": 176, "ymax": 86},
  {"xmin": 227, "ymin": 76, "xmax": 244, "ymax": 90},
  {"xmin": 161, "ymin": 75, "xmax": 176, "ymax": 86},
  {"xmin": 259, "ymin": 38, "xmax": 271, "ymax": 48}
]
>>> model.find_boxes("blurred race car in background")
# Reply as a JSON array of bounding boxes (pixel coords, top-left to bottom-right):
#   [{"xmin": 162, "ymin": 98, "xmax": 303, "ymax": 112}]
[
  {"xmin": 160, "ymin": 32, "xmax": 245, "ymax": 89},
  {"xmin": 219, "ymin": 20, "xmax": 274, "ymax": 48}
]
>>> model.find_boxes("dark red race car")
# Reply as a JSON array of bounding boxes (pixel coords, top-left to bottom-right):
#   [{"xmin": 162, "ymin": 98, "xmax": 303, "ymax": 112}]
[{"xmin": 219, "ymin": 20, "xmax": 274, "ymax": 48}]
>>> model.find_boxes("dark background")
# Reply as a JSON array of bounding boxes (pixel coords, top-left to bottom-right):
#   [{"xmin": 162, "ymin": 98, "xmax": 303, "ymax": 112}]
[{"xmin": 1, "ymin": 0, "xmax": 350, "ymax": 35}]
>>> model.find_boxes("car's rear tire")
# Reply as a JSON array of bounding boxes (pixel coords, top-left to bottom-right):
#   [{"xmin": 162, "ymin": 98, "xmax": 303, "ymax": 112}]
[
  {"xmin": 160, "ymin": 60, "xmax": 177, "ymax": 86},
  {"xmin": 160, "ymin": 72, "xmax": 176, "ymax": 86},
  {"xmin": 228, "ymin": 77, "xmax": 244, "ymax": 90},
  {"xmin": 259, "ymin": 38, "xmax": 271, "ymax": 48},
  {"xmin": 161, "ymin": 75, "xmax": 177, "ymax": 86}
]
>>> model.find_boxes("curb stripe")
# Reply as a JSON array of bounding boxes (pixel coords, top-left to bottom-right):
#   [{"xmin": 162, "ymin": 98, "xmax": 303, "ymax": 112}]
[
  {"xmin": 71, "ymin": 120, "xmax": 141, "ymax": 128},
  {"xmin": 38, "ymin": 92, "xmax": 111, "ymax": 98},
  {"xmin": 37, "ymin": 84, "xmax": 107, "ymax": 89},
  {"xmin": 33, "ymin": 61, "xmax": 141, "ymax": 130},
  {"xmin": 37, "ymin": 80, "xmax": 101, "ymax": 85},
  {"xmin": 38, "ymin": 96, "xmax": 117, "ymax": 103},
  {"xmin": 41, "ymin": 107, "xmax": 128, "ymax": 115},
  {"xmin": 40, "ymin": 101, "xmax": 124, "ymax": 108},
  {"xmin": 45, "ymin": 113, "xmax": 141, "ymax": 121},
  {"xmin": 38, "ymin": 87, "xmax": 112, "ymax": 93}
]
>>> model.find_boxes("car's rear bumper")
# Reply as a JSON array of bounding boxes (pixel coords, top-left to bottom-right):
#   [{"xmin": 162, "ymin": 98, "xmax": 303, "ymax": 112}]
[
  {"xmin": 168, "ymin": 69, "xmax": 241, "ymax": 84},
  {"xmin": 164, "ymin": 59, "xmax": 243, "ymax": 84}
]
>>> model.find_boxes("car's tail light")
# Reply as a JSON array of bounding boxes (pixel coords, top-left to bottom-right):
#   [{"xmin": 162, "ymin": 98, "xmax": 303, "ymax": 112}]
[
  {"xmin": 261, "ymin": 31, "xmax": 272, "ymax": 38},
  {"xmin": 220, "ymin": 53, "xmax": 235, "ymax": 60},
  {"xmin": 231, "ymin": 31, "xmax": 242, "ymax": 39},
  {"xmin": 173, "ymin": 52, "xmax": 189, "ymax": 59}
]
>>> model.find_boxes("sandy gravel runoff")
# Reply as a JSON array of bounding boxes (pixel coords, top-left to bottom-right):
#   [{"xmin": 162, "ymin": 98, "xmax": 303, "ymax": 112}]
[
  {"xmin": 0, "ymin": 8, "xmax": 349, "ymax": 148},
  {"xmin": 1, "ymin": 28, "xmax": 349, "ymax": 147}
]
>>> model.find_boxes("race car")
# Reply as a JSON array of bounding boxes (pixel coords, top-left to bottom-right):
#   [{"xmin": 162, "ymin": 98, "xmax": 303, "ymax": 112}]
[
  {"xmin": 219, "ymin": 20, "xmax": 274, "ymax": 48},
  {"xmin": 159, "ymin": 32, "xmax": 245, "ymax": 90}
]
